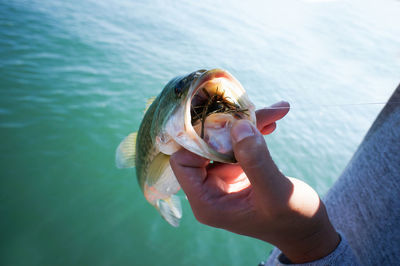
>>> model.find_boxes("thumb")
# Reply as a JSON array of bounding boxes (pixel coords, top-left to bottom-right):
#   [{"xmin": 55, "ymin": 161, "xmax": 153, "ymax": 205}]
[{"xmin": 231, "ymin": 119, "xmax": 287, "ymax": 194}]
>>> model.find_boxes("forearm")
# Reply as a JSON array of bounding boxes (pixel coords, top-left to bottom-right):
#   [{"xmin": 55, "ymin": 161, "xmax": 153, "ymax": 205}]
[{"xmin": 259, "ymin": 183, "xmax": 340, "ymax": 264}]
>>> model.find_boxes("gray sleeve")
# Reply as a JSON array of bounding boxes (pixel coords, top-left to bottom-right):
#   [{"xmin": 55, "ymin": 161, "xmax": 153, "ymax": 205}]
[
  {"xmin": 264, "ymin": 233, "xmax": 360, "ymax": 266},
  {"xmin": 322, "ymin": 87, "xmax": 400, "ymax": 264},
  {"xmin": 264, "ymin": 85, "xmax": 400, "ymax": 265}
]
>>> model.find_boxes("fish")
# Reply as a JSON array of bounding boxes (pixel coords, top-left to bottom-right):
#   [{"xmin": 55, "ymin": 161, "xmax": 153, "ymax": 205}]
[{"xmin": 116, "ymin": 69, "xmax": 256, "ymax": 227}]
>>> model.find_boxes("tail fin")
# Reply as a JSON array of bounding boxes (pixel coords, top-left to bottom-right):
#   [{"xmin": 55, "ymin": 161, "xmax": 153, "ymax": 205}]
[{"xmin": 157, "ymin": 195, "xmax": 182, "ymax": 227}]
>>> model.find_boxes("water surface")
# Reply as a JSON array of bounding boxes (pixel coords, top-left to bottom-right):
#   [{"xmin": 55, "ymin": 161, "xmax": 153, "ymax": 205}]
[{"xmin": 1, "ymin": 0, "xmax": 400, "ymax": 265}]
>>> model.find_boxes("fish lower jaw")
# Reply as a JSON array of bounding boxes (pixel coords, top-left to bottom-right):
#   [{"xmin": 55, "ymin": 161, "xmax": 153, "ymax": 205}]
[
  {"xmin": 192, "ymin": 113, "xmax": 235, "ymax": 158},
  {"xmin": 186, "ymin": 78, "xmax": 246, "ymax": 162}
]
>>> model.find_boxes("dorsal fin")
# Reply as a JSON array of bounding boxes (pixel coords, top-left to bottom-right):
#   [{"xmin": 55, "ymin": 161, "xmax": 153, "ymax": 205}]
[
  {"xmin": 144, "ymin": 96, "xmax": 156, "ymax": 113},
  {"xmin": 115, "ymin": 132, "xmax": 137, "ymax": 168}
]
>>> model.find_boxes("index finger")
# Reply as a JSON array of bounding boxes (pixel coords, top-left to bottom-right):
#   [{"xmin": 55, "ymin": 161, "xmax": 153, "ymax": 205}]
[
  {"xmin": 170, "ymin": 149, "xmax": 209, "ymax": 200},
  {"xmin": 256, "ymin": 101, "xmax": 290, "ymax": 134}
]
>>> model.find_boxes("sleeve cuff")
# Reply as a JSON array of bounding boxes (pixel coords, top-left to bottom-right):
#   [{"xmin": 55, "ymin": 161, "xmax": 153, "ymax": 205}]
[{"xmin": 265, "ymin": 233, "xmax": 360, "ymax": 266}]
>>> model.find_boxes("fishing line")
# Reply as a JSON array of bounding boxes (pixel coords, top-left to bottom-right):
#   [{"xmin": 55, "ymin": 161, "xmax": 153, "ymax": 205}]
[{"xmin": 264, "ymin": 101, "xmax": 400, "ymax": 110}]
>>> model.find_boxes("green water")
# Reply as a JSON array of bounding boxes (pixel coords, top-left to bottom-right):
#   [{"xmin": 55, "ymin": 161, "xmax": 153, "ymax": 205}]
[{"xmin": 1, "ymin": 0, "xmax": 400, "ymax": 265}]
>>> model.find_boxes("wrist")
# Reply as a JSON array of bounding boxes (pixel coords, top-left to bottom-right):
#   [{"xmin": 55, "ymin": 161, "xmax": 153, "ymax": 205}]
[{"xmin": 277, "ymin": 203, "xmax": 340, "ymax": 263}]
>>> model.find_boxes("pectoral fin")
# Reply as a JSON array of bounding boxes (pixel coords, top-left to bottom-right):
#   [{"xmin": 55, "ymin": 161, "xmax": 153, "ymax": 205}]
[
  {"xmin": 115, "ymin": 132, "xmax": 137, "ymax": 168},
  {"xmin": 146, "ymin": 153, "xmax": 172, "ymax": 186}
]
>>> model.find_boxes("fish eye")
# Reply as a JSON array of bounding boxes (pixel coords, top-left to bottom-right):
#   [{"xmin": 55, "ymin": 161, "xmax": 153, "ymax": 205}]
[{"xmin": 175, "ymin": 78, "xmax": 186, "ymax": 98}]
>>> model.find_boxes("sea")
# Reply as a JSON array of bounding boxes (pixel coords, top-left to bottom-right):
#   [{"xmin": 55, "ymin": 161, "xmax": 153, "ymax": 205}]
[{"xmin": 1, "ymin": 0, "xmax": 400, "ymax": 265}]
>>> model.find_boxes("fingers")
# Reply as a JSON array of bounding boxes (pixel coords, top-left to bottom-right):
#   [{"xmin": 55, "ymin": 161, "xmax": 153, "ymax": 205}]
[
  {"xmin": 231, "ymin": 120, "xmax": 289, "ymax": 196},
  {"xmin": 207, "ymin": 163, "xmax": 243, "ymax": 183},
  {"xmin": 170, "ymin": 149, "xmax": 209, "ymax": 201},
  {"xmin": 256, "ymin": 101, "xmax": 290, "ymax": 134},
  {"xmin": 260, "ymin": 122, "xmax": 276, "ymax": 135},
  {"xmin": 171, "ymin": 148, "xmax": 209, "ymax": 168}
]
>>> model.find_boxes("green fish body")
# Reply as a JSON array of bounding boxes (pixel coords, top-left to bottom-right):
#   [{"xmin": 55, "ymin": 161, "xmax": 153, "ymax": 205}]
[{"xmin": 116, "ymin": 69, "xmax": 256, "ymax": 226}]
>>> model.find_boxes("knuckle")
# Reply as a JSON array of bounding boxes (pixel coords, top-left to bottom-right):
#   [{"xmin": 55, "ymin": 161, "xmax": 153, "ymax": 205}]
[
  {"xmin": 193, "ymin": 206, "xmax": 218, "ymax": 226},
  {"xmin": 194, "ymin": 211, "xmax": 213, "ymax": 225},
  {"xmin": 169, "ymin": 152, "xmax": 180, "ymax": 166},
  {"xmin": 237, "ymin": 142, "xmax": 267, "ymax": 166},
  {"xmin": 191, "ymin": 194, "xmax": 222, "ymax": 227}
]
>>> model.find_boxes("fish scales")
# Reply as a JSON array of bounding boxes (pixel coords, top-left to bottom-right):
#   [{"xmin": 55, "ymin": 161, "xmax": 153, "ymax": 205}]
[{"xmin": 116, "ymin": 69, "xmax": 256, "ymax": 226}]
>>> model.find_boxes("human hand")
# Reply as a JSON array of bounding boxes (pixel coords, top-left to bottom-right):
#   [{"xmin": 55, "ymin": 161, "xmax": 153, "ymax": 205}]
[{"xmin": 170, "ymin": 101, "xmax": 340, "ymax": 263}]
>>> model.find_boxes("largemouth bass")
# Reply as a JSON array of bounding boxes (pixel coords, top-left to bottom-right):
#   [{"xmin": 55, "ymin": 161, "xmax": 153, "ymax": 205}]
[{"xmin": 116, "ymin": 69, "xmax": 256, "ymax": 226}]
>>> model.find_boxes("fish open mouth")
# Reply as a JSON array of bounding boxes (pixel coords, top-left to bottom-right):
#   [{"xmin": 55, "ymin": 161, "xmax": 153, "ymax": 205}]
[{"xmin": 187, "ymin": 69, "xmax": 254, "ymax": 159}]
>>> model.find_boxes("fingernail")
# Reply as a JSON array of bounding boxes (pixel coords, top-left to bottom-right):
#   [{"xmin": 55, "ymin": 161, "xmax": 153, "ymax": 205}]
[
  {"xmin": 270, "ymin": 100, "xmax": 289, "ymax": 108},
  {"xmin": 232, "ymin": 120, "xmax": 255, "ymax": 142}
]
